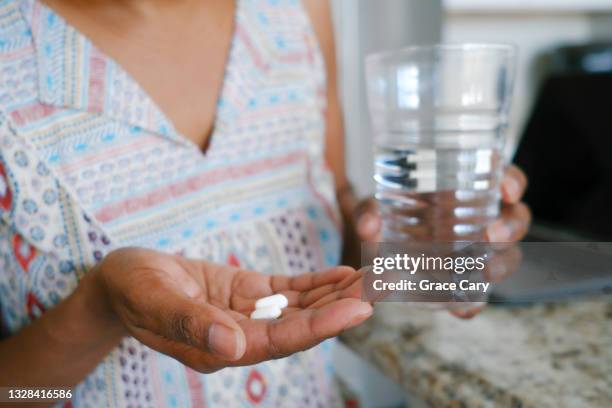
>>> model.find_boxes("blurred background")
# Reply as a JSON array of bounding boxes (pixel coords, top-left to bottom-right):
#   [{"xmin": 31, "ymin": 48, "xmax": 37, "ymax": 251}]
[
  {"xmin": 331, "ymin": 1, "xmax": 612, "ymax": 406},
  {"xmin": 332, "ymin": 0, "xmax": 612, "ymax": 241}
]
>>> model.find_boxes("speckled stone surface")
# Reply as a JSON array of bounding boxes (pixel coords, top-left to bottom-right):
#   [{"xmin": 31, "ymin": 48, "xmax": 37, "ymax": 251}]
[{"xmin": 341, "ymin": 298, "xmax": 612, "ymax": 407}]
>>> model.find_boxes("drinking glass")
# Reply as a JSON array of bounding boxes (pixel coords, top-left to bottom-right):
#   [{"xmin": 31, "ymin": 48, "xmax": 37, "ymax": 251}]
[{"xmin": 366, "ymin": 44, "xmax": 517, "ymax": 242}]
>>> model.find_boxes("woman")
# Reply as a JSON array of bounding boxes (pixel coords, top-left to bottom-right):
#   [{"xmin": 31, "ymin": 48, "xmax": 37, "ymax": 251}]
[{"xmin": 0, "ymin": 0, "xmax": 530, "ymax": 406}]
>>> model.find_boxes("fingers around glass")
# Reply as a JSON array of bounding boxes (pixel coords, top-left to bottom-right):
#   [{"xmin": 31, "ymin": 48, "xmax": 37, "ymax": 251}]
[
  {"xmin": 483, "ymin": 244, "xmax": 523, "ymax": 283},
  {"xmin": 449, "ymin": 302, "xmax": 486, "ymax": 319},
  {"xmin": 354, "ymin": 198, "xmax": 381, "ymax": 241},
  {"xmin": 501, "ymin": 165, "xmax": 528, "ymax": 204},
  {"xmin": 486, "ymin": 202, "xmax": 531, "ymax": 243}
]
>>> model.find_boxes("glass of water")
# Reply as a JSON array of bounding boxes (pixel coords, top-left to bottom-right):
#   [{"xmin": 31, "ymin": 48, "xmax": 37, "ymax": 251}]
[{"xmin": 366, "ymin": 44, "xmax": 517, "ymax": 242}]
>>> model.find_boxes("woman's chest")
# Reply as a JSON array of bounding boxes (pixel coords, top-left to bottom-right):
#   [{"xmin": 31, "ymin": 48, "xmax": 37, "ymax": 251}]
[
  {"xmin": 0, "ymin": 112, "xmax": 343, "ymax": 330},
  {"xmin": 40, "ymin": 0, "xmax": 238, "ymax": 149}
]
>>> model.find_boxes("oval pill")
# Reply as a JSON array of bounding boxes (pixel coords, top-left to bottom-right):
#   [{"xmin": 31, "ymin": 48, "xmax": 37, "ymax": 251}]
[
  {"xmin": 255, "ymin": 294, "xmax": 288, "ymax": 310},
  {"xmin": 250, "ymin": 306, "xmax": 282, "ymax": 320}
]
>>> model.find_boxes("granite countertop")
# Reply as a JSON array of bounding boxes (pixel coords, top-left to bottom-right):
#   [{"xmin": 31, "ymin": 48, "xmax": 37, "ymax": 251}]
[{"xmin": 341, "ymin": 298, "xmax": 612, "ymax": 407}]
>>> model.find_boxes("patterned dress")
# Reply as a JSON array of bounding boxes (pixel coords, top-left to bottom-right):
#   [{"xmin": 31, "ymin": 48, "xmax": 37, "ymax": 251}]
[{"xmin": 0, "ymin": 0, "xmax": 344, "ymax": 406}]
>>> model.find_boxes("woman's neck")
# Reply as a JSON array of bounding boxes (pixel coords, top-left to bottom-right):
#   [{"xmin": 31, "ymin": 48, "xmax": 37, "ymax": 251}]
[{"xmin": 42, "ymin": 0, "xmax": 207, "ymax": 20}]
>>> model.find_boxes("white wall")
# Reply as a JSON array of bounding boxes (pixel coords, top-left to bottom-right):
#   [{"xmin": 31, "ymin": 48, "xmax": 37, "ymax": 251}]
[{"xmin": 445, "ymin": 0, "xmax": 612, "ymax": 13}]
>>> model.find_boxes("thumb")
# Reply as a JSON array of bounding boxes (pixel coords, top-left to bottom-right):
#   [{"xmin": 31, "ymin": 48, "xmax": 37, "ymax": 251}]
[
  {"xmin": 204, "ymin": 305, "xmax": 247, "ymax": 361},
  {"xmin": 145, "ymin": 288, "xmax": 247, "ymax": 361}
]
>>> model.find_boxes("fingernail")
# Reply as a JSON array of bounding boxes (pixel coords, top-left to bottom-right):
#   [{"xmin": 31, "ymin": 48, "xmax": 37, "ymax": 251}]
[
  {"xmin": 503, "ymin": 176, "xmax": 521, "ymax": 201},
  {"xmin": 487, "ymin": 222, "xmax": 512, "ymax": 243},
  {"xmin": 359, "ymin": 214, "xmax": 378, "ymax": 237},
  {"xmin": 208, "ymin": 324, "xmax": 245, "ymax": 361},
  {"xmin": 344, "ymin": 303, "xmax": 373, "ymax": 330}
]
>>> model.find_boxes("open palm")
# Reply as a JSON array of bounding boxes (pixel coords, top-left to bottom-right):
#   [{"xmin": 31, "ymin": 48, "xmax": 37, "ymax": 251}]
[{"xmin": 96, "ymin": 248, "xmax": 371, "ymax": 373}]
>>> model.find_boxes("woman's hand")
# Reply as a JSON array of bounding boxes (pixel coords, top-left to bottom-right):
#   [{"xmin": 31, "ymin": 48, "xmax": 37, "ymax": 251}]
[
  {"xmin": 350, "ymin": 165, "xmax": 531, "ymax": 244},
  {"xmin": 342, "ymin": 165, "xmax": 530, "ymax": 318},
  {"xmin": 484, "ymin": 165, "xmax": 531, "ymax": 243},
  {"xmin": 92, "ymin": 248, "xmax": 371, "ymax": 373}
]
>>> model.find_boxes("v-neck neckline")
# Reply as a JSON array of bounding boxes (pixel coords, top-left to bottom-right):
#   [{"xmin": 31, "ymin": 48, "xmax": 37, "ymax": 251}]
[{"xmin": 32, "ymin": 0, "xmax": 241, "ymax": 157}]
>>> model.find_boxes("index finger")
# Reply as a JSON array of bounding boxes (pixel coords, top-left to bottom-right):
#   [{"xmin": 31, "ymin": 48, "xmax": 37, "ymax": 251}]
[
  {"xmin": 229, "ymin": 266, "xmax": 358, "ymax": 313},
  {"xmin": 270, "ymin": 266, "xmax": 357, "ymax": 292},
  {"xmin": 235, "ymin": 298, "xmax": 372, "ymax": 364}
]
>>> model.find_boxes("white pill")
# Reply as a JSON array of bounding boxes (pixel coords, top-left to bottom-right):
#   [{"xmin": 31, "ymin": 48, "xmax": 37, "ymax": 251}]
[
  {"xmin": 255, "ymin": 294, "xmax": 289, "ymax": 310},
  {"xmin": 250, "ymin": 306, "xmax": 282, "ymax": 320}
]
